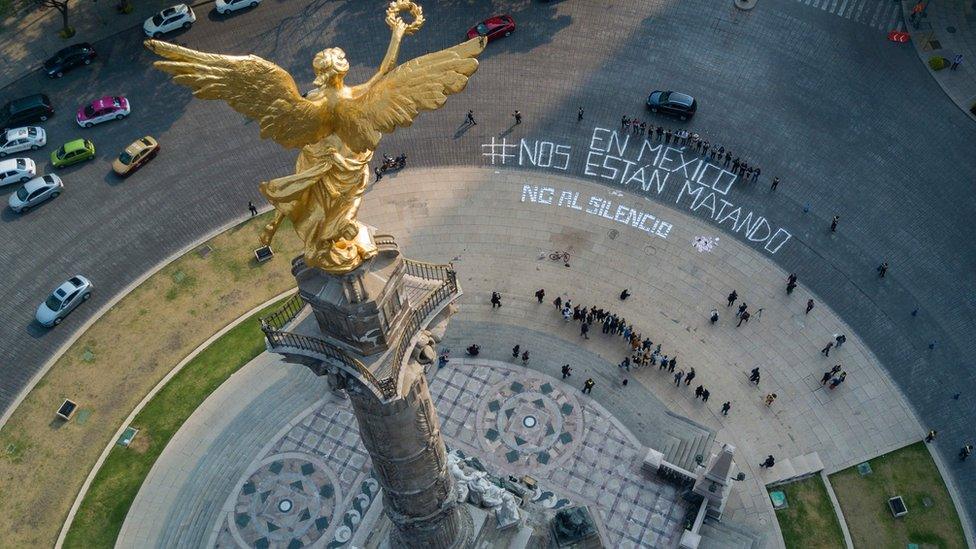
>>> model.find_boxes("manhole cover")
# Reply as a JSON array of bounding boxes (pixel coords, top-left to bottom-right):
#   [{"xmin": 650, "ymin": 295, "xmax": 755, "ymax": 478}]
[
  {"xmin": 922, "ymin": 497, "xmax": 933, "ymax": 507},
  {"xmin": 522, "ymin": 415, "xmax": 537, "ymax": 428},
  {"xmin": 857, "ymin": 462, "xmax": 873, "ymax": 476},
  {"xmin": 81, "ymin": 349, "xmax": 95, "ymax": 363},
  {"xmin": 278, "ymin": 499, "xmax": 293, "ymax": 513},
  {"xmin": 608, "ymin": 229, "xmax": 619, "ymax": 240},
  {"xmin": 643, "ymin": 245, "xmax": 656, "ymax": 256},
  {"xmin": 173, "ymin": 270, "xmax": 186, "ymax": 283},
  {"xmin": 196, "ymin": 245, "xmax": 213, "ymax": 258}
]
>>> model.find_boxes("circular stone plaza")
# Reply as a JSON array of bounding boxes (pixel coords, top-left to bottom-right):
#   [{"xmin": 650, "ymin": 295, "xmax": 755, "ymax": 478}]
[{"xmin": 0, "ymin": 1, "xmax": 974, "ymax": 548}]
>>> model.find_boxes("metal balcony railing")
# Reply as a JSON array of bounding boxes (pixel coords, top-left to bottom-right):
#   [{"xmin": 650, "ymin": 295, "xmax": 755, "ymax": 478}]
[{"xmin": 259, "ymin": 259, "xmax": 458, "ymax": 400}]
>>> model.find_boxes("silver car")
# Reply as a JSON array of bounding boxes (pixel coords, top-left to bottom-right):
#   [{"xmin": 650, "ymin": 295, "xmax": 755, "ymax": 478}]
[
  {"xmin": 36, "ymin": 275, "xmax": 93, "ymax": 327},
  {"xmin": 9, "ymin": 174, "xmax": 62, "ymax": 213}
]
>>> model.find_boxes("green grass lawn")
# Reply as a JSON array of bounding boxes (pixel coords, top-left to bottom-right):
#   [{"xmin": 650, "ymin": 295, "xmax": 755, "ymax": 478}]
[
  {"xmin": 829, "ymin": 442, "xmax": 967, "ymax": 549},
  {"xmin": 774, "ymin": 475, "xmax": 846, "ymax": 549},
  {"xmin": 62, "ymin": 296, "xmax": 289, "ymax": 549}
]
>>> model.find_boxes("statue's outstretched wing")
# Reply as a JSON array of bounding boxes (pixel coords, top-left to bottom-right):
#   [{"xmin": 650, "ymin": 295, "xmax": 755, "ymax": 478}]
[
  {"xmin": 335, "ymin": 36, "xmax": 485, "ymax": 153},
  {"xmin": 145, "ymin": 40, "xmax": 330, "ymax": 149}
]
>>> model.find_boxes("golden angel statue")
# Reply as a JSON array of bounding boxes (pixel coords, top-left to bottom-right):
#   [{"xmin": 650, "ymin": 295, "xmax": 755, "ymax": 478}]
[{"xmin": 146, "ymin": 0, "xmax": 485, "ymax": 273}]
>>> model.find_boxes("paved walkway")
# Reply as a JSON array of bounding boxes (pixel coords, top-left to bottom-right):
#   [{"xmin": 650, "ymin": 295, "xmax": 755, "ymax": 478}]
[
  {"xmin": 119, "ymin": 169, "xmax": 930, "ymax": 548},
  {"xmin": 903, "ymin": 0, "xmax": 976, "ymax": 121}
]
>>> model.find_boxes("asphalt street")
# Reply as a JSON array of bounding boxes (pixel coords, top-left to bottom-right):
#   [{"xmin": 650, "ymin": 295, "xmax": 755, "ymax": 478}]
[{"xmin": 0, "ymin": 0, "xmax": 974, "ymax": 524}]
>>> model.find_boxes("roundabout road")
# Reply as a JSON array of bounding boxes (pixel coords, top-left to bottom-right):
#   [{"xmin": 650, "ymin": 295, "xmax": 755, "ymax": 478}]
[{"xmin": 1, "ymin": 0, "xmax": 974, "ymax": 526}]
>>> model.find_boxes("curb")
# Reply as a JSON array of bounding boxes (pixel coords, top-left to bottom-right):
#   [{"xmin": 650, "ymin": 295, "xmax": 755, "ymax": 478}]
[
  {"xmin": 819, "ymin": 471, "xmax": 855, "ymax": 549},
  {"xmin": 900, "ymin": 0, "xmax": 976, "ymax": 124},
  {"xmin": 54, "ymin": 285, "xmax": 294, "ymax": 549},
  {"xmin": 0, "ymin": 204, "xmax": 273, "ymax": 430},
  {"xmin": 925, "ymin": 441, "xmax": 976, "ymax": 548}
]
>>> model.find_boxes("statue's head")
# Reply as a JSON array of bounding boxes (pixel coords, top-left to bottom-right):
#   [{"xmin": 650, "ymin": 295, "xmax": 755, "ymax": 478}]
[{"xmin": 313, "ymin": 48, "xmax": 349, "ymax": 86}]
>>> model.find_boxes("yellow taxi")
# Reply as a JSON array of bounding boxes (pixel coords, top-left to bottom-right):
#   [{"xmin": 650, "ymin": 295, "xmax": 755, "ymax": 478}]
[{"xmin": 112, "ymin": 136, "xmax": 159, "ymax": 177}]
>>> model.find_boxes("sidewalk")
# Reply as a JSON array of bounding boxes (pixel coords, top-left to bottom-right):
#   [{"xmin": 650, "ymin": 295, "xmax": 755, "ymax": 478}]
[
  {"xmin": 903, "ymin": 0, "xmax": 976, "ymax": 122},
  {"xmin": 0, "ymin": 0, "xmax": 186, "ymax": 86}
]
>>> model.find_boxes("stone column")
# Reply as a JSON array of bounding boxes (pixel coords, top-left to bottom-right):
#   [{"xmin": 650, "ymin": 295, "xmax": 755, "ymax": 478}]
[{"xmin": 345, "ymin": 362, "xmax": 463, "ymax": 548}]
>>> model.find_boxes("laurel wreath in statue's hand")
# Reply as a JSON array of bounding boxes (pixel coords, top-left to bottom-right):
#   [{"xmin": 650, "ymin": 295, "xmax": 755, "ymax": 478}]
[{"xmin": 386, "ymin": 0, "xmax": 425, "ymax": 35}]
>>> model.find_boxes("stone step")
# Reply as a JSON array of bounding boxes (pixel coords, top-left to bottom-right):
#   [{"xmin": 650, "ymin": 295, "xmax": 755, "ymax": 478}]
[
  {"xmin": 764, "ymin": 451, "xmax": 824, "ymax": 486},
  {"xmin": 697, "ymin": 518, "xmax": 762, "ymax": 549}
]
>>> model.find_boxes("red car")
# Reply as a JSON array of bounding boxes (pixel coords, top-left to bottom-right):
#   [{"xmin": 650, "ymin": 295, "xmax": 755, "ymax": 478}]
[{"xmin": 467, "ymin": 15, "xmax": 515, "ymax": 42}]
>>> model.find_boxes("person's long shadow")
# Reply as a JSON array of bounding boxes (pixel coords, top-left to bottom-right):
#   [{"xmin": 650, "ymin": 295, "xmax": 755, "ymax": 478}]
[
  {"xmin": 453, "ymin": 121, "xmax": 474, "ymax": 139},
  {"xmin": 498, "ymin": 123, "xmax": 518, "ymax": 138}
]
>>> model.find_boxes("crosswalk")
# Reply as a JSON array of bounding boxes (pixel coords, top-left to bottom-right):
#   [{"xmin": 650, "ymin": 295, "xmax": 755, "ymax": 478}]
[{"xmin": 793, "ymin": 0, "xmax": 905, "ymax": 31}]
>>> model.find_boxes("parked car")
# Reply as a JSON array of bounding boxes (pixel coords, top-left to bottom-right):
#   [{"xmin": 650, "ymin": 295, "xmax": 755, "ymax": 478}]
[
  {"xmin": 9, "ymin": 174, "xmax": 62, "ymax": 213},
  {"xmin": 216, "ymin": 0, "xmax": 261, "ymax": 15},
  {"xmin": 0, "ymin": 94, "xmax": 54, "ymax": 130},
  {"xmin": 77, "ymin": 96, "xmax": 131, "ymax": 128},
  {"xmin": 51, "ymin": 138, "xmax": 95, "ymax": 168},
  {"xmin": 646, "ymin": 90, "xmax": 697, "ymax": 120},
  {"xmin": 467, "ymin": 15, "xmax": 515, "ymax": 42},
  {"xmin": 35, "ymin": 275, "xmax": 92, "ymax": 327},
  {"xmin": 0, "ymin": 127, "xmax": 46, "ymax": 157},
  {"xmin": 144, "ymin": 4, "xmax": 196, "ymax": 37},
  {"xmin": 112, "ymin": 136, "xmax": 159, "ymax": 177},
  {"xmin": 0, "ymin": 157, "xmax": 36, "ymax": 187},
  {"xmin": 43, "ymin": 43, "xmax": 96, "ymax": 79}
]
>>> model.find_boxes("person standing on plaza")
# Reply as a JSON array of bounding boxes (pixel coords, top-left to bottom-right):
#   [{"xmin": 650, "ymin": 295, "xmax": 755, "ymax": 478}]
[
  {"xmin": 512, "ymin": 344, "xmax": 520, "ymax": 359},
  {"xmin": 535, "ymin": 288, "xmax": 545, "ymax": 303},
  {"xmin": 710, "ymin": 309, "xmax": 719, "ymax": 324},
  {"xmin": 820, "ymin": 370, "xmax": 833, "ymax": 385},
  {"xmin": 561, "ymin": 364, "xmax": 572, "ymax": 379},
  {"xmin": 750, "ymin": 367, "xmax": 761, "ymax": 385},
  {"xmin": 877, "ymin": 261, "xmax": 889, "ymax": 278},
  {"xmin": 521, "ymin": 350, "xmax": 530, "ymax": 365},
  {"xmin": 737, "ymin": 310, "xmax": 751, "ymax": 327},
  {"xmin": 562, "ymin": 305, "xmax": 572, "ymax": 321},
  {"xmin": 727, "ymin": 290, "xmax": 738, "ymax": 307},
  {"xmin": 760, "ymin": 455, "xmax": 775, "ymax": 468},
  {"xmin": 925, "ymin": 429, "xmax": 937, "ymax": 443},
  {"xmin": 491, "ymin": 291, "xmax": 502, "ymax": 308},
  {"xmin": 512, "ymin": 110, "xmax": 522, "ymax": 125},
  {"xmin": 835, "ymin": 334, "xmax": 847, "ymax": 348},
  {"xmin": 669, "ymin": 356, "xmax": 677, "ymax": 372},
  {"xmin": 685, "ymin": 367, "xmax": 696, "ymax": 386},
  {"xmin": 770, "ymin": 177, "xmax": 780, "ymax": 191},
  {"xmin": 466, "ymin": 110, "xmax": 477, "ymax": 125},
  {"xmin": 752, "ymin": 167, "xmax": 761, "ymax": 183},
  {"xmin": 620, "ymin": 288, "xmax": 631, "ymax": 300},
  {"xmin": 248, "ymin": 201, "xmax": 259, "ymax": 216},
  {"xmin": 582, "ymin": 378, "xmax": 595, "ymax": 394},
  {"xmin": 830, "ymin": 215, "xmax": 840, "ymax": 232},
  {"xmin": 737, "ymin": 302, "xmax": 748, "ymax": 318},
  {"xmin": 580, "ymin": 322, "xmax": 590, "ymax": 339},
  {"xmin": 553, "ymin": 296, "xmax": 562, "ymax": 310},
  {"xmin": 578, "ymin": 106, "xmax": 584, "ymax": 121},
  {"xmin": 702, "ymin": 389, "xmax": 710, "ymax": 402},
  {"xmin": 674, "ymin": 370, "xmax": 684, "ymax": 386},
  {"xmin": 959, "ymin": 443, "xmax": 973, "ymax": 461},
  {"xmin": 806, "ymin": 299, "xmax": 815, "ymax": 314},
  {"xmin": 829, "ymin": 372, "xmax": 847, "ymax": 390},
  {"xmin": 721, "ymin": 401, "xmax": 731, "ymax": 415},
  {"xmin": 821, "ymin": 341, "xmax": 834, "ymax": 357},
  {"xmin": 621, "ymin": 115, "xmax": 628, "ymax": 129},
  {"xmin": 764, "ymin": 393, "xmax": 777, "ymax": 407},
  {"xmin": 695, "ymin": 385, "xmax": 704, "ymax": 399},
  {"xmin": 951, "ymin": 54, "xmax": 963, "ymax": 70}
]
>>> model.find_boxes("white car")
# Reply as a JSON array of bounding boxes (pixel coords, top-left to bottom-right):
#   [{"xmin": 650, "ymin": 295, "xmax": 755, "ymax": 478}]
[
  {"xmin": 144, "ymin": 4, "xmax": 196, "ymax": 38},
  {"xmin": 0, "ymin": 127, "xmax": 46, "ymax": 157},
  {"xmin": 216, "ymin": 0, "xmax": 261, "ymax": 15},
  {"xmin": 0, "ymin": 157, "xmax": 35, "ymax": 187},
  {"xmin": 36, "ymin": 275, "xmax": 93, "ymax": 327},
  {"xmin": 9, "ymin": 174, "xmax": 62, "ymax": 213}
]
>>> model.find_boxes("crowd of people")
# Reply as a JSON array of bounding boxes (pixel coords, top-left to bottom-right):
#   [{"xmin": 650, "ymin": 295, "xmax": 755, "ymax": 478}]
[{"xmin": 620, "ymin": 115, "xmax": 764, "ymax": 184}]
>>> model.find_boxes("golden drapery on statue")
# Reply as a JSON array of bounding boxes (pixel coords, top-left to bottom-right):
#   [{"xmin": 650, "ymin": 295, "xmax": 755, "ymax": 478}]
[{"xmin": 146, "ymin": 0, "xmax": 485, "ymax": 273}]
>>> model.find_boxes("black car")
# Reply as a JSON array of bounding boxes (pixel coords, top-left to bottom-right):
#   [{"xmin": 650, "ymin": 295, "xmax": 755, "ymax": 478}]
[
  {"xmin": 0, "ymin": 94, "xmax": 55, "ymax": 130},
  {"xmin": 646, "ymin": 90, "xmax": 697, "ymax": 120},
  {"xmin": 43, "ymin": 43, "xmax": 96, "ymax": 79}
]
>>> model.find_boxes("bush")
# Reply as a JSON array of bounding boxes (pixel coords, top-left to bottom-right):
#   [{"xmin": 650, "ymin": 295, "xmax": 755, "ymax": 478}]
[
  {"xmin": 58, "ymin": 26, "xmax": 76, "ymax": 39},
  {"xmin": 929, "ymin": 56, "xmax": 948, "ymax": 71}
]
